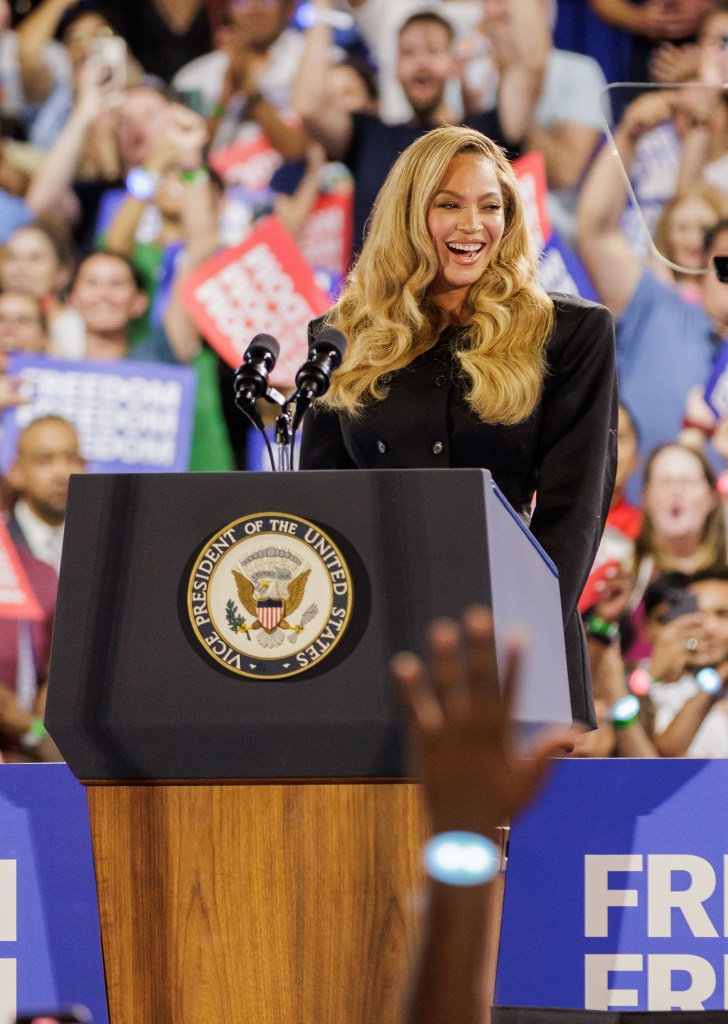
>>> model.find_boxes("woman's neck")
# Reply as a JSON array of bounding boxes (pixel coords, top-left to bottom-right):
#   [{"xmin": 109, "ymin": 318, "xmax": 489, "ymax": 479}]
[{"xmin": 658, "ymin": 532, "xmax": 704, "ymax": 571}]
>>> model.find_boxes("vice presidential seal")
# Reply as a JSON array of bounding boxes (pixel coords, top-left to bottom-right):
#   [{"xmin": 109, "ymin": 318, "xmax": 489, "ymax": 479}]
[{"xmin": 188, "ymin": 513, "xmax": 353, "ymax": 679}]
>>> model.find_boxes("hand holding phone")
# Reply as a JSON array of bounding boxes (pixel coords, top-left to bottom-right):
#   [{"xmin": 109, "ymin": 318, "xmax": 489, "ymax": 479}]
[{"xmin": 88, "ymin": 35, "xmax": 126, "ymax": 107}]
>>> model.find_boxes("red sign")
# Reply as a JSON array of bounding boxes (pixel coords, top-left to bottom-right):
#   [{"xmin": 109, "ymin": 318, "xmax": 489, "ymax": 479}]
[
  {"xmin": 513, "ymin": 151, "xmax": 552, "ymax": 250},
  {"xmin": 208, "ymin": 133, "xmax": 284, "ymax": 191},
  {"xmin": 299, "ymin": 192, "xmax": 353, "ymax": 277},
  {"xmin": 181, "ymin": 217, "xmax": 333, "ymax": 387},
  {"xmin": 0, "ymin": 520, "xmax": 43, "ymax": 621}
]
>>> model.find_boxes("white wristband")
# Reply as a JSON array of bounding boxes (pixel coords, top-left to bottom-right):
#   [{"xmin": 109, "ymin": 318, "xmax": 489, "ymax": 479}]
[
  {"xmin": 423, "ymin": 831, "xmax": 499, "ymax": 886},
  {"xmin": 298, "ymin": 4, "xmax": 354, "ymax": 30},
  {"xmin": 696, "ymin": 667, "xmax": 723, "ymax": 695}
]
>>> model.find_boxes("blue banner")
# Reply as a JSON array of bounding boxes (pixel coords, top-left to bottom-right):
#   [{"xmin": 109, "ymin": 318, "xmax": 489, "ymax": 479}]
[
  {"xmin": 1, "ymin": 354, "xmax": 197, "ymax": 474},
  {"xmin": 704, "ymin": 342, "xmax": 728, "ymax": 418},
  {"xmin": 497, "ymin": 760, "xmax": 728, "ymax": 1012},
  {"xmin": 539, "ymin": 231, "xmax": 599, "ymax": 302},
  {"xmin": 0, "ymin": 764, "xmax": 107, "ymax": 1023}
]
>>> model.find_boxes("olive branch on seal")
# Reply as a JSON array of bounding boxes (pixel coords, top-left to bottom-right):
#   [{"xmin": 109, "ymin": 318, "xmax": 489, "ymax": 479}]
[{"xmin": 226, "ymin": 599, "xmax": 250, "ymax": 638}]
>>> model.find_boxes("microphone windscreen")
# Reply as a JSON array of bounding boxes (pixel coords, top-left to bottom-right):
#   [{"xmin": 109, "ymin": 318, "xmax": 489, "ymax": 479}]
[
  {"xmin": 312, "ymin": 327, "xmax": 347, "ymax": 362},
  {"xmin": 246, "ymin": 333, "xmax": 280, "ymax": 361}
]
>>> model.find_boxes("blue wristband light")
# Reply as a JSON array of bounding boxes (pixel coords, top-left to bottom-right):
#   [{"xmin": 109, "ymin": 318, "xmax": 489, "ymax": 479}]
[
  {"xmin": 423, "ymin": 831, "xmax": 499, "ymax": 886},
  {"xmin": 125, "ymin": 167, "xmax": 159, "ymax": 201},
  {"xmin": 696, "ymin": 667, "xmax": 723, "ymax": 695}
]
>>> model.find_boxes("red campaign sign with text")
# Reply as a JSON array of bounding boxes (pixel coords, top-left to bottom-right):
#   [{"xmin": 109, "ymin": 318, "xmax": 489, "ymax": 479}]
[
  {"xmin": 512, "ymin": 151, "xmax": 552, "ymax": 250},
  {"xmin": 298, "ymin": 192, "xmax": 353, "ymax": 277},
  {"xmin": 181, "ymin": 217, "xmax": 333, "ymax": 387},
  {"xmin": 0, "ymin": 520, "xmax": 42, "ymax": 621},
  {"xmin": 208, "ymin": 133, "xmax": 284, "ymax": 191}
]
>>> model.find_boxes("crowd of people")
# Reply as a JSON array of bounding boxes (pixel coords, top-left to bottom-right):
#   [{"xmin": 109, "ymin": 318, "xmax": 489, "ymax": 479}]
[{"xmin": 3, "ymin": 0, "xmax": 728, "ymax": 762}]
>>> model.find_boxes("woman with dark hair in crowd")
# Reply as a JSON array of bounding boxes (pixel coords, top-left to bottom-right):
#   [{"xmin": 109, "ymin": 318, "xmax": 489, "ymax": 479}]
[{"xmin": 301, "ymin": 123, "xmax": 618, "ymax": 724}]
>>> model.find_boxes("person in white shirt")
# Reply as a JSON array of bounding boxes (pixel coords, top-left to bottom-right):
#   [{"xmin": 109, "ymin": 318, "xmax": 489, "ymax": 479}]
[
  {"xmin": 645, "ymin": 570, "xmax": 728, "ymax": 757},
  {"xmin": 172, "ymin": 0, "xmax": 307, "ymax": 160},
  {"xmin": 6, "ymin": 415, "xmax": 85, "ymax": 574},
  {"xmin": 0, "ymin": 0, "xmax": 72, "ymax": 148}
]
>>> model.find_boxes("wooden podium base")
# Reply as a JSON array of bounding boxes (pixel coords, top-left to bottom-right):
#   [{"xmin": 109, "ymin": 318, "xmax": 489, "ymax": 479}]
[{"xmin": 87, "ymin": 782, "xmax": 503, "ymax": 1024}]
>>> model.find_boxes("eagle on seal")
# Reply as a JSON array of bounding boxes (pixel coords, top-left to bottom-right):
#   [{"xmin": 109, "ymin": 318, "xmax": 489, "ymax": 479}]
[{"xmin": 232, "ymin": 547, "xmax": 311, "ymax": 648}]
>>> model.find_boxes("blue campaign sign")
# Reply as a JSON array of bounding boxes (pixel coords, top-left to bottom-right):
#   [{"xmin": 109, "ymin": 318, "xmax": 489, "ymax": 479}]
[
  {"xmin": 496, "ymin": 759, "xmax": 728, "ymax": 1012},
  {"xmin": 1, "ymin": 354, "xmax": 197, "ymax": 474},
  {"xmin": 0, "ymin": 763, "xmax": 107, "ymax": 1023},
  {"xmin": 538, "ymin": 231, "xmax": 599, "ymax": 302},
  {"xmin": 704, "ymin": 341, "xmax": 728, "ymax": 418}
]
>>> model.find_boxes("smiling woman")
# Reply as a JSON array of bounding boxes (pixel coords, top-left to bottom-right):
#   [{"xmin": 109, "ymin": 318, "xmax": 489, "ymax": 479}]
[
  {"xmin": 426, "ymin": 153, "xmax": 505, "ymax": 315},
  {"xmin": 300, "ymin": 124, "xmax": 619, "ymax": 725}
]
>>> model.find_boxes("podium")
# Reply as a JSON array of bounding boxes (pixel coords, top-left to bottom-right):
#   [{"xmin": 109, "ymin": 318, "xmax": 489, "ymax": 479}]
[{"xmin": 46, "ymin": 469, "xmax": 569, "ymax": 1022}]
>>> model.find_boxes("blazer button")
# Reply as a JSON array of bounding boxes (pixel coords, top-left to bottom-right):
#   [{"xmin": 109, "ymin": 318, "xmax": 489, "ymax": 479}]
[
  {"xmin": 380, "ymin": 372, "xmax": 393, "ymax": 385},
  {"xmin": 433, "ymin": 374, "xmax": 448, "ymax": 387},
  {"xmin": 377, "ymin": 440, "xmax": 388, "ymax": 454},
  {"xmin": 432, "ymin": 441, "xmax": 444, "ymax": 455}
]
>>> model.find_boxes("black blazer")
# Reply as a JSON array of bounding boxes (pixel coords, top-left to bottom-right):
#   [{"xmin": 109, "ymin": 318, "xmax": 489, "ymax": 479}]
[{"xmin": 300, "ymin": 294, "xmax": 618, "ymax": 725}]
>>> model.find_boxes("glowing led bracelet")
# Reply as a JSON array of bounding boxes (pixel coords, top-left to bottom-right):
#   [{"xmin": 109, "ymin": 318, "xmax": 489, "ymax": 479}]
[
  {"xmin": 297, "ymin": 3, "xmax": 355, "ymax": 30},
  {"xmin": 586, "ymin": 614, "xmax": 619, "ymax": 643},
  {"xmin": 610, "ymin": 694, "xmax": 640, "ymax": 729},
  {"xmin": 628, "ymin": 667, "xmax": 652, "ymax": 696},
  {"xmin": 423, "ymin": 831, "xmax": 499, "ymax": 886},
  {"xmin": 125, "ymin": 167, "xmax": 160, "ymax": 201},
  {"xmin": 696, "ymin": 667, "xmax": 723, "ymax": 695}
]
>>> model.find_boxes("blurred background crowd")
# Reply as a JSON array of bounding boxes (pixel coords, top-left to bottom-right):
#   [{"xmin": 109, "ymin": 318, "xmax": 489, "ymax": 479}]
[{"xmin": 4, "ymin": 0, "xmax": 728, "ymax": 762}]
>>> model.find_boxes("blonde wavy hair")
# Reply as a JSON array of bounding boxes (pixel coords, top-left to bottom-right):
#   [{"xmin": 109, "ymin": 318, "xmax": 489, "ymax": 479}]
[{"xmin": 321, "ymin": 124, "xmax": 554, "ymax": 424}]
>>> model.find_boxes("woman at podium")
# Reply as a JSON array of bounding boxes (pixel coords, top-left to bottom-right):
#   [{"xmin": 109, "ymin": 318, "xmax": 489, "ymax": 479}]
[{"xmin": 300, "ymin": 124, "xmax": 617, "ymax": 726}]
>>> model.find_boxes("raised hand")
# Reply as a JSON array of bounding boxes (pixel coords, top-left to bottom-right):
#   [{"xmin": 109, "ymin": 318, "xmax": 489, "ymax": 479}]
[{"xmin": 391, "ymin": 606, "xmax": 575, "ymax": 836}]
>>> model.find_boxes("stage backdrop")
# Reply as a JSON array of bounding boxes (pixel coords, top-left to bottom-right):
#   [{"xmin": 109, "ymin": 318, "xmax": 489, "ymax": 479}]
[{"xmin": 497, "ymin": 759, "xmax": 728, "ymax": 1013}]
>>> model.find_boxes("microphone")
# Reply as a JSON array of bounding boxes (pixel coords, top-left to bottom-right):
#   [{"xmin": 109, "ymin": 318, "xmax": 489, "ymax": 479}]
[
  {"xmin": 233, "ymin": 333, "xmax": 280, "ymax": 408},
  {"xmin": 290, "ymin": 328, "xmax": 347, "ymax": 430}
]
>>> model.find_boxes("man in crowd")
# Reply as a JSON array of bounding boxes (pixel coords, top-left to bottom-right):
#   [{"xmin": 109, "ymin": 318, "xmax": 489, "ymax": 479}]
[
  {"xmin": 0, "ymin": 414, "xmax": 81, "ymax": 761},
  {"xmin": 294, "ymin": 0, "xmax": 549, "ymax": 254},
  {"xmin": 6, "ymin": 414, "xmax": 84, "ymax": 574}
]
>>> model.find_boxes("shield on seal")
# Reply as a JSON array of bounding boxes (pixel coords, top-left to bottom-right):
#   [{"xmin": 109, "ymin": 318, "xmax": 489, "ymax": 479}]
[{"xmin": 258, "ymin": 599, "xmax": 284, "ymax": 631}]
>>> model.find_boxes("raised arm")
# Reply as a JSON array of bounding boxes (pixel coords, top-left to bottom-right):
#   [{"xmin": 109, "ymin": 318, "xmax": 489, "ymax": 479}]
[
  {"xmin": 588, "ymin": 0, "xmax": 702, "ymax": 38},
  {"xmin": 214, "ymin": 23, "xmax": 308, "ymax": 162},
  {"xmin": 15, "ymin": 0, "xmax": 75, "ymax": 104},
  {"xmin": 529, "ymin": 121, "xmax": 603, "ymax": 191},
  {"xmin": 391, "ymin": 607, "xmax": 574, "ymax": 1024},
  {"xmin": 274, "ymin": 141, "xmax": 327, "ymax": 239},
  {"xmin": 675, "ymin": 44, "xmax": 728, "ymax": 191},
  {"xmin": 492, "ymin": 0, "xmax": 549, "ymax": 146},
  {"xmin": 25, "ymin": 59, "xmax": 112, "ymax": 217},
  {"xmin": 0, "ymin": 682, "xmax": 62, "ymax": 762},
  {"xmin": 654, "ymin": 687, "xmax": 724, "ymax": 756},
  {"xmin": 576, "ymin": 90, "xmax": 674, "ymax": 316},
  {"xmin": 589, "ymin": 641, "xmax": 657, "ymax": 757},
  {"xmin": 163, "ymin": 107, "xmax": 218, "ymax": 364},
  {"xmin": 292, "ymin": 0, "xmax": 354, "ymax": 161}
]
